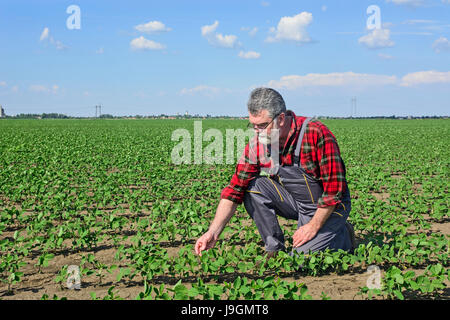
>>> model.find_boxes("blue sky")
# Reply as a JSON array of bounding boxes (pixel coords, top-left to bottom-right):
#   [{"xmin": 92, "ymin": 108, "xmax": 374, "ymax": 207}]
[{"xmin": 0, "ymin": 0, "xmax": 449, "ymax": 117}]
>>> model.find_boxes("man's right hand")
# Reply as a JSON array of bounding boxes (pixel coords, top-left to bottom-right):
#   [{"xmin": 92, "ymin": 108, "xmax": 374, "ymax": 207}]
[
  {"xmin": 194, "ymin": 199, "xmax": 238, "ymax": 256},
  {"xmin": 195, "ymin": 231, "xmax": 218, "ymax": 256}
]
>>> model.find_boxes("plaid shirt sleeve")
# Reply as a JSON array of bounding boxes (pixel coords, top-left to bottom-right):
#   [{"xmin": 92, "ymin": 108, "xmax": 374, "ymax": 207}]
[
  {"xmin": 220, "ymin": 136, "xmax": 263, "ymax": 204},
  {"xmin": 306, "ymin": 120, "xmax": 347, "ymax": 208}
]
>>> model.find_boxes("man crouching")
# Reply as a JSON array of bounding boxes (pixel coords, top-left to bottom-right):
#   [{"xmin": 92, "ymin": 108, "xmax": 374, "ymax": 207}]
[{"xmin": 195, "ymin": 87, "xmax": 355, "ymax": 258}]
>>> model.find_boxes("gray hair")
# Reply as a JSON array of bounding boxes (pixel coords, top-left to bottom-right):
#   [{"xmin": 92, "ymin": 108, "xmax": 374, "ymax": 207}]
[{"xmin": 247, "ymin": 87, "xmax": 286, "ymax": 118}]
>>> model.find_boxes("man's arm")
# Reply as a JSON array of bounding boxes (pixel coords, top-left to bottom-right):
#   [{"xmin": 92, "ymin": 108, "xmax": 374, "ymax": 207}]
[
  {"xmin": 207, "ymin": 199, "xmax": 238, "ymax": 238},
  {"xmin": 194, "ymin": 199, "xmax": 238, "ymax": 256},
  {"xmin": 313, "ymin": 121, "xmax": 347, "ymax": 208},
  {"xmin": 195, "ymin": 137, "xmax": 260, "ymax": 256}
]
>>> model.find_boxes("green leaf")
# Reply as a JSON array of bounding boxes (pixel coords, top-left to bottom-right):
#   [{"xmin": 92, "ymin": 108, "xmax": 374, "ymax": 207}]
[
  {"xmin": 173, "ymin": 281, "xmax": 188, "ymax": 299},
  {"xmin": 233, "ymin": 276, "xmax": 242, "ymax": 289},
  {"xmin": 324, "ymin": 256, "xmax": 333, "ymax": 264},
  {"xmin": 188, "ymin": 287, "xmax": 199, "ymax": 297},
  {"xmin": 394, "ymin": 274, "xmax": 404, "ymax": 285},
  {"xmin": 393, "ymin": 290, "xmax": 404, "ymax": 300}
]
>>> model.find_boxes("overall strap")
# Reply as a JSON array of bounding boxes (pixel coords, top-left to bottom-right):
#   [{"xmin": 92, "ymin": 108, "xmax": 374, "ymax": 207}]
[{"xmin": 293, "ymin": 117, "xmax": 313, "ymax": 167}]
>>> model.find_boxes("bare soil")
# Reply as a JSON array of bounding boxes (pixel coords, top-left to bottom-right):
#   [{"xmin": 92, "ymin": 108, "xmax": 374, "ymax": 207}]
[{"xmin": 1, "ymin": 218, "xmax": 448, "ymax": 300}]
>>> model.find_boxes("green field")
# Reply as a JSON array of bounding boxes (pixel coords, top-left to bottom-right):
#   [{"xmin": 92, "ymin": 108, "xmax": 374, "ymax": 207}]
[{"xmin": 0, "ymin": 118, "xmax": 448, "ymax": 300}]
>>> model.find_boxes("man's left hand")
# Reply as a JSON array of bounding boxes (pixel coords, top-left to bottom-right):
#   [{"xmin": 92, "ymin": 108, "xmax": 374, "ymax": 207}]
[{"xmin": 293, "ymin": 222, "xmax": 320, "ymax": 248}]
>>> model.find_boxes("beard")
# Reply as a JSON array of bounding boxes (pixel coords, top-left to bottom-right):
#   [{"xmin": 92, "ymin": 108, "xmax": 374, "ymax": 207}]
[
  {"xmin": 258, "ymin": 126, "xmax": 280, "ymax": 146},
  {"xmin": 258, "ymin": 131, "xmax": 271, "ymax": 145}
]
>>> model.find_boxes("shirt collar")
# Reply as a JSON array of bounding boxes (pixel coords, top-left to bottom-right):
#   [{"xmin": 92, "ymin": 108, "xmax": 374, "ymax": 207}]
[{"xmin": 281, "ymin": 110, "xmax": 297, "ymax": 155}]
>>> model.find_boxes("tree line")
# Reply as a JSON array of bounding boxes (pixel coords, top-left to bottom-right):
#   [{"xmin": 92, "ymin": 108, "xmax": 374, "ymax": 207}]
[{"xmin": 2, "ymin": 113, "xmax": 448, "ymax": 120}]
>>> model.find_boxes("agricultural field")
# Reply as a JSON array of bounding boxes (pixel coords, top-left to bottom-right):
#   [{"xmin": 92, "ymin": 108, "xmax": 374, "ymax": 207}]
[{"xmin": 0, "ymin": 118, "xmax": 448, "ymax": 300}]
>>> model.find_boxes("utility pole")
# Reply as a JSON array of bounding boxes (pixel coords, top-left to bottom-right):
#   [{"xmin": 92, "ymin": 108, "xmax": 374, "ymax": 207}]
[
  {"xmin": 351, "ymin": 97, "xmax": 357, "ymax": 118},
  {"xmin": 94, "ymin": 104, "xmax": 102, "ymax": 118}
]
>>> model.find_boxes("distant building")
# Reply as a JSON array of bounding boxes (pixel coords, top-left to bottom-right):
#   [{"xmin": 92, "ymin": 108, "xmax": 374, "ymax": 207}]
[{"xmin": 0, "ymin": 105, "xmax": 5, "ymax": 118}]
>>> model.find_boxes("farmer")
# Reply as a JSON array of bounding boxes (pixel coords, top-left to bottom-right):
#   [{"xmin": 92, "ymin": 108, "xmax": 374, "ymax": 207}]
[{"xmin": 195, "ymin": 87, "xmax": 355, "ymax": 258}]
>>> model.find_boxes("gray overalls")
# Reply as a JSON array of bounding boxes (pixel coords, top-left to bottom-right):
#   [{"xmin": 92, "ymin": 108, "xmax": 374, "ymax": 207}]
[{"xmin": 243, "ymin": 117, "xmax": 353, "ymax": 254}]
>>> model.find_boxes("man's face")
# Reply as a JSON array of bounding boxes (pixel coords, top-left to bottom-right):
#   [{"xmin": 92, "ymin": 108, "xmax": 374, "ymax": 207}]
[
  {"xmin": 249, "ymin": 109, "xmax": 275, "ymax": 132},
  {"xmin": 249, "ymin": 109, "xmax": 286, "ymax": 132},
  {"xmin": 248, "ymin": 109, "xmax": 287, "ymax": 145}
]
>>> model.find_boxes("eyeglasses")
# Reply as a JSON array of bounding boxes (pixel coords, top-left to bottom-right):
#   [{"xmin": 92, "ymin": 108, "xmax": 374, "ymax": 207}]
[{"xmin": 247, "ymin": 112, "xmax": 283, "ymax": 131}]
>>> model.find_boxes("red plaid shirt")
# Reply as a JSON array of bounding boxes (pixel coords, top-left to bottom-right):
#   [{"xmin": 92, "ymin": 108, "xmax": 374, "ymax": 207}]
[{"xmin": 220, "ymin": 110, "xmax": 348, "ymax": 208}]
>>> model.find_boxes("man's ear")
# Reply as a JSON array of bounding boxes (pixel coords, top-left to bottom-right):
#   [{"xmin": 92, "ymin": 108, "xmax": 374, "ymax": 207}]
[{"xmin": 278, "ymin": 112, "xmax": 286, "ymax": 127}]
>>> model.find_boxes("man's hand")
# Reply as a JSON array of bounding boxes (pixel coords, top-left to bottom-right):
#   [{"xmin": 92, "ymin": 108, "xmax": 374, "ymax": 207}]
[
  {"xmin": 293, "ymin": 222, "xmax": 319, "ymax": 248},
  {"xmin": 194, "ymin": 199, "xmax": 238, "ymax": 256},
  {"xmin": 292, "ymin": 205, "xmax": 335, "ymax": 248},
  {"xmin": 195, "ymin": 231, "xmax": 218, "ymax": 256}
]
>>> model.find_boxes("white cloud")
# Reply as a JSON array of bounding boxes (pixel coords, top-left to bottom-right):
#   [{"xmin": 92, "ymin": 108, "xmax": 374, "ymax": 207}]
[
  {"xmin": 402, "ymin": 19, "xmax": 437, "ymax": 25},
  {"xmin": 54, "ymin": 40, "xmax": 68, "ymax": 51},
  {"xmin": 378, "ymin": 53, "xmax": 394, "ymax": 59},
  {"xmin": 29, "ymin": 84, "xmax": 60, "ymax": 94},
  {"xmin": 386, "ymin": 0, "xmax": 425, "ymax": 6},
  {"xmin": 0, "ymin": 82, "xmax": 19, "ymax": 94},
  {"xmin": 266, "ymin": 12, "xmax": 313, "ymax": 43},
  {"xmin": 39, "ymin": 27, "xmax": 68, "ymax": 50},
  {"xmin": 238, "ymin": 51, "xmax": 261, "ymax": 59},
  {"xmin": 179, "ymin": 85, "xmax": 222, "ymax": 96},
  {"xmin": 201, "ymin": 21, "xmax": 219, "ymax": 36},
  {"xmin": 134, "ymin": 21, "xmax": 172, "ymax": 34},
  {"xmin": 420, "ymin": 25, "xmax": 446, "ymax": 32},
  {"xmin": 261, "ymin": 1, "xmax": 270, "ymax": 6},
  {"xmin": 321, "ymin": 5, "xmax": 327, "ymax": 12},
  {"xmin": 267, "ymin": 72, "xmax": 398, "ymax": 89},
  {"xmin": 392, "ymin": 31, "xmax": 433, "ymax": 36},
  {"xmin": 30, "ymin": 84, "xmax": 49, "ymax": 93},
  {"xmin": 443, "ymin": 0, "xmax": 450, "ymax": 4},
  {"xmin": 241, "ymin": 27, "xmax": 258, "ymax": 37},
  {"xmin": 215, "ymin": 33, "xmax": 238, "ymax": 48},
  {"xmin": 400, "ymin": 71, "xmax": 450, "ymax": 86},
  {"xmin": 335, "ymin": 31, "xmax": 365, "ymax": 35},
  {"xmin": 96, "ymin": 47, "xmax": 104, "ymax": 54},
  {"xmin": 40, "ymin": 27, "xmax": 49, "ymax": 41},
  {"xmin": 130, "ymin": 36, "xmax": 166, "ymax": 50},
  {"xmin": 201, "ymin": 21, "xmax": 238, "ymax": 48},
  {"xmin": 250, "ymin": 27, "xmax": 258, "ymax": 36},
  {"xmin": 432, "ymin": 36, "xmax": 450, "ymax": 53},
  {"xmin": 266, "ymin": 70, "xmax": 450, "ymax": 90},
  {"xmin": 358, "ymin": 28, "xmax": 395, "ymax": 49}
]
